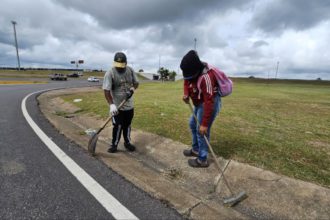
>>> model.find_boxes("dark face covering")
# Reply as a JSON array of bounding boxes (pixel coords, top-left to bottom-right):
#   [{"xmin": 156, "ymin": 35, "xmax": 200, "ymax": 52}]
[
  {"xmin": 115, "ymin": 67, "xmax": 126, "ymax": 73},
  {"xmin": 187, "ymin": 70, "xmax": 201, "ymax": 82}
]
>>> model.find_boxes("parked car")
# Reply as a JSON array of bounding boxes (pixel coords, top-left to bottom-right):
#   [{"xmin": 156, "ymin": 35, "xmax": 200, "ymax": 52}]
[
  {"xmin": 67, "ymin": 72, "xmax": 79, "ymax": 77},
  {"xmin": 87, "ymin": 76, "xmax": 99, "ymax": 82},
  {"xmin": 49, "ymin": 73, "xmax": 67, "ymax": 81}
]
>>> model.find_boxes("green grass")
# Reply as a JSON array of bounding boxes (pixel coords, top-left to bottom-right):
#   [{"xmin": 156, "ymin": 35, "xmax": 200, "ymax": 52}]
[
  {"xmin": 0, "ymin": 69, "xmax": 149, "ymax": 81},
  {"xmin": 61, "ymin": 78, "xmax": 330, "ymax": 187},
  {"xmin": 0, "ymin": 69, "xmax": 105, "ymax": 78},
  {"xmin": 0, "ymin": 80, "xmax": 47, "ymax": 84}
]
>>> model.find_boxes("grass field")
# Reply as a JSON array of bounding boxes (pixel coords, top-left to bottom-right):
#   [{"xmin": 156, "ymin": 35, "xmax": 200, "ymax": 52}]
[
  {"xmin": 0, "ymin": 80, "xmax": 47, "ymax": 84},
  {"xmin": 61, "ymin": 78, "xmax": 330, "ymax": 187},
  {"xmin": 0, "ymin": 69, "xmax": 148, "ymax": 81},
  {"xmin": 0, "ymin": 69, "xmax": 105, "ymax": 78}
]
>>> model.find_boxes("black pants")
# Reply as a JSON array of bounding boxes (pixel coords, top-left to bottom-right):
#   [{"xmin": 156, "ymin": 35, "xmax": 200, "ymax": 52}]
[{"xmin": 112, "ymin": 109, "xmax": 134, "ymax": 146}]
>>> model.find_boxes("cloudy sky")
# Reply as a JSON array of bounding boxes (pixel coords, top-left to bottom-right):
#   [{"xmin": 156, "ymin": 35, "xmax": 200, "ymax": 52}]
[{"xmin": 1, "ymin": 0, "xmax": 330, "ymax": 80}]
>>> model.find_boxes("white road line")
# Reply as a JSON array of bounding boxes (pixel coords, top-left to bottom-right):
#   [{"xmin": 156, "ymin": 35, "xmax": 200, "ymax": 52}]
[{"xmin": 21, "ymin": 91, "xmax": 138, "ymax": 220}]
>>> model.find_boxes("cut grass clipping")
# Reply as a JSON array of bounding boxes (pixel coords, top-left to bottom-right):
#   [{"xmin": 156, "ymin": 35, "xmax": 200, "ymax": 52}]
[{"xmin": 62, "ymin": 78, "xmax": 330, "ymax": 188}]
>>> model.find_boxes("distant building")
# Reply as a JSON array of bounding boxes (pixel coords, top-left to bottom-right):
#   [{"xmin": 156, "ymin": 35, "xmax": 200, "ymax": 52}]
[{"xmin": 137, "ymin": 72, "xmax": 155, "ymax": 80}]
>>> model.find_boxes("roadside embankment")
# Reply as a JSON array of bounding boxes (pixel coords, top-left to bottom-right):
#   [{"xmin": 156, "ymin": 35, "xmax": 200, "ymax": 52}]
[{"xmin": 38, "ymin": 87, "xmax": 330, "ymax": 220}]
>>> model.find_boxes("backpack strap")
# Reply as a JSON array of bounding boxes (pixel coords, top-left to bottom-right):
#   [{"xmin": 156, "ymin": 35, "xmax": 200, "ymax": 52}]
[
  {"xmin": 127, "ymin": 66, "xmax": 136, "ymax": 84},
  {"xmin": 110, "ymin": 67, "xmax": 115, "ymax": 90},
  {"xmin": 110, "ymin": 66, "xmax": 136, "ymax": 90},
  {"xmin": 197, "ymin": 63, "xmax": 211, "ymax": 99}
]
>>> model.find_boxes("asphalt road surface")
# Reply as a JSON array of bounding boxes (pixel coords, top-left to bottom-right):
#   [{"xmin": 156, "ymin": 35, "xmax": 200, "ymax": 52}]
[{"xmin": 0, "ymin": 79, "xmax": 183, "ymax": 219}]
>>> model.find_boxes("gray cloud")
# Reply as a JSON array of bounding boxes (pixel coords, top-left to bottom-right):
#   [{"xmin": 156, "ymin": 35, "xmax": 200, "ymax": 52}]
[
  {"xmin": 251, "ymin": 0, "xmax": 330, "ymax": 34},
  {"xmin": 253, "ymin": 40, "xmax": 269, "ymax": 48},
  {"xmin": 55, "ymin": 0, "xmax": 251, "ymax": 30}
]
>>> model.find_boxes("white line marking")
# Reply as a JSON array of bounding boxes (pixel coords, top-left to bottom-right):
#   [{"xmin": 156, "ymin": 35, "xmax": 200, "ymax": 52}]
[{"xmin": 21, "ymin": 91, "xmax": 138, "ymax": 220}]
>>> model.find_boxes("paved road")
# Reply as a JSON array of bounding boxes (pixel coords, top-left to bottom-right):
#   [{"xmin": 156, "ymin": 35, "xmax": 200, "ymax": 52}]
[{"xmin": 0, "ymin": 79, "xmax": 182, "ymax": 219}]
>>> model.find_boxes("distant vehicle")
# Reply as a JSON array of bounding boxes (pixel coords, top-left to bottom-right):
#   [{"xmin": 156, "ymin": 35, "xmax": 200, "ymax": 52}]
[
  {"xmin": 49, "ymin": 73, "xmax": 67, "ymax": 81},
  {"xmin": 87, "ymin": 76, "xmax": 99, "ymax": 82},
  {"xmin": 67, "ymin": 73, "xmax": 79, "ymax": 77}
]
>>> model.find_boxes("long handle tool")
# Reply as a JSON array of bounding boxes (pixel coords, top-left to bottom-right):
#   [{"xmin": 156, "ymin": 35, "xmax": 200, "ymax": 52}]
[
  {"xmin": 188, "ymin": 102, "xmax": 247, "ymax": 206},
  {"xmin": 87, "ymin": 99, "xmax": 127, "ymax": 156}
]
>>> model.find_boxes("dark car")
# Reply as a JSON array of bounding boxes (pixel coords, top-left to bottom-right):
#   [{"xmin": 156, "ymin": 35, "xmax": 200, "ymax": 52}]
[{"xmin": 67, "ymin": 73, "xmax": 79, "ymax": 77}]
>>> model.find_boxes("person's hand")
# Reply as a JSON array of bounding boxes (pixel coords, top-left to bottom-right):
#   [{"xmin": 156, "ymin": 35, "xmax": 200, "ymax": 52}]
[
  {"xmin": 199, "ymin": 125, "xmax": 208, "ymax": 136},
  {"xmin": 109, "ymin": 104, "xmax": 118, "ymax": 116},
  {"xmin": 126, "ymin": 87, "xmax": 135, "ymax": 99},
  {"xmin": 182, "ymin": 95, "xmax": 189, "ymax": 104}
]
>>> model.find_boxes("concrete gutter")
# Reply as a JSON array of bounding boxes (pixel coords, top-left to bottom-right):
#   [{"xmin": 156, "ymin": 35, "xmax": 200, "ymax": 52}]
[{"xmin": 38, "ymin": 87, "xmax": 330, "ymax": 220}]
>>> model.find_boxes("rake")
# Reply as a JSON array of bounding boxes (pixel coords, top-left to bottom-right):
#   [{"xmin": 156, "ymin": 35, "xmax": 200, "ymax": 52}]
[
  {"xmin": 188, "ymin": 102, "xmax": 247, "ymax": 206},
  {"xmin": 87, "ymin": 99, "xmax": 127, "ymax": 156}
]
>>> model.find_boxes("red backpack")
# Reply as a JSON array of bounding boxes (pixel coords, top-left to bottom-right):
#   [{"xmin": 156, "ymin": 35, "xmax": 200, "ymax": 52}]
[{"xmin": 197, "ymin": 64, "xmax": 233, "ymax": 97}]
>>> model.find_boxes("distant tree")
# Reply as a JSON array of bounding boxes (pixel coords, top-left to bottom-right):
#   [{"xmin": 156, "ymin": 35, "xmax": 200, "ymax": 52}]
[
  {"xmin": 158, "ymin": 67, "xmax": 177, "ymax": 81},
  {"xmin": 169, "ymin": 71, "xmax": 176, "ymax": 81},
  {"xmin": 158, "ymin": 67, "xmax": 169, "ymax": 81},
  {"xmin": 316, "ymin": 77, "xmax": 322, "ymax": 81},
  {"xmin": 138, "ymin": 69, "xmax": 144, "ymax": 72}
]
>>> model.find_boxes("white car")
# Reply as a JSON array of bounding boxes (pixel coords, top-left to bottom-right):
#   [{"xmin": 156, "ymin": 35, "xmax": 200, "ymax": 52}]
[{"xmin": 87, "ymin": 76, "xmax": 99, "ymax": 82}]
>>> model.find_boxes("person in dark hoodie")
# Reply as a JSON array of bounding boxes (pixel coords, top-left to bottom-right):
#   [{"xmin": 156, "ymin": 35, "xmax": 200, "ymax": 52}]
[{"xmin": 180, "ymin": 50, "xmax": 221, "ymax": 167}]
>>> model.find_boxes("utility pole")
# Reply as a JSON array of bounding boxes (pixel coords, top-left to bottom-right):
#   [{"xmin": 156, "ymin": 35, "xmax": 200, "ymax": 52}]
[
  {"xmin": 194, "ymin": 38, "xmax": 197, "ymax": 50},
  {"xmin": 275, "ymin": 61, "xmax": 279, "ymax": 79},
  {"xmin": 11, "ymin": 21, "xmax": 21, "ymax": 71},
  {"xmin": 268, "ymin": 71, "xmax": 270, "ymax": 80}
]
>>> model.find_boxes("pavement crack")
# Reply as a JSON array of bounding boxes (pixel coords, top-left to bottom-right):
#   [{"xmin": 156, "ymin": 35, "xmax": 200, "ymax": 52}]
[
  {"xmin": 248, "ymin": 177, "xmax": 282, "ymax": 182},
  {"xmin": 184, "ymin": 201, "xmax": 202, "ymax": 219}
]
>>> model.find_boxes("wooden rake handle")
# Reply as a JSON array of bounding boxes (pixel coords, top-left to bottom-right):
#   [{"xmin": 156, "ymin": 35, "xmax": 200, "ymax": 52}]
[
  {"xmin": 187, "ymin": 102, "xmax": 234, "ymax": 194},
  {"xmin": 96, "ymin": 99, "xmax": 127, "ymax": 135}
]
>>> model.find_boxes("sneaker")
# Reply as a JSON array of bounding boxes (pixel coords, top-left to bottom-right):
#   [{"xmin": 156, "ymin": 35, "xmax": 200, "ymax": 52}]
[
  {"xmin": 124, "ymin": 142, "xmax": 136, "ymax": 152},
  {"xmin": 107, "ymin": 145, "xmax": 117, "ymax": 153},
  {"xmin": 183, "ymin": 149, "xmax": 199, "ymax": 157},
  {"xmin": 188, "ymin": 158, "xmax": 209, "ymax": 168}
]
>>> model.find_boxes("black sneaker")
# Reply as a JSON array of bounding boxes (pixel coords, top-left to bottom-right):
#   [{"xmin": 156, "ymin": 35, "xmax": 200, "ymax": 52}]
[
  {"xmin": 183, "ymin": 149, "xmax": 199, "ymax": 157},
  {"xmin": 188, "ymin": 158, "xmax": 209, "ymax": 168},
  {"xmin": 124, "ymin": 142, "xmax": 136, "ymax": 152},
  {"xmin": 107, "ymin": 145, "xmax": 117, "ymax": 153}
]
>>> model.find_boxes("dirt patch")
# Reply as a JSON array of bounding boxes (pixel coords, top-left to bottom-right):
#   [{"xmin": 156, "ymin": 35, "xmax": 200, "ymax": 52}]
[
  {"xmin": 51, "ymin": 97, "xmax": 81, "ymax": 114},
  {"xmin": 0, "ymin": 160, "xmax": 26, "ymax": 175},
  {"xmin": 309, "ymin": 140, "xmax": 330, "ymax": 148}
]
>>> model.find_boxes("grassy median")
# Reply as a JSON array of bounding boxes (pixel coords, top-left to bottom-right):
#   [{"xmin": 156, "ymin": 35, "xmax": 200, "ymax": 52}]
[
  {"xmin": 61, "ymin": 78, "xmax": 330, "ymax": 187},
  {"xmin": 0, "ymin": 69, "xmax": 105, "ymax": 78}
]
